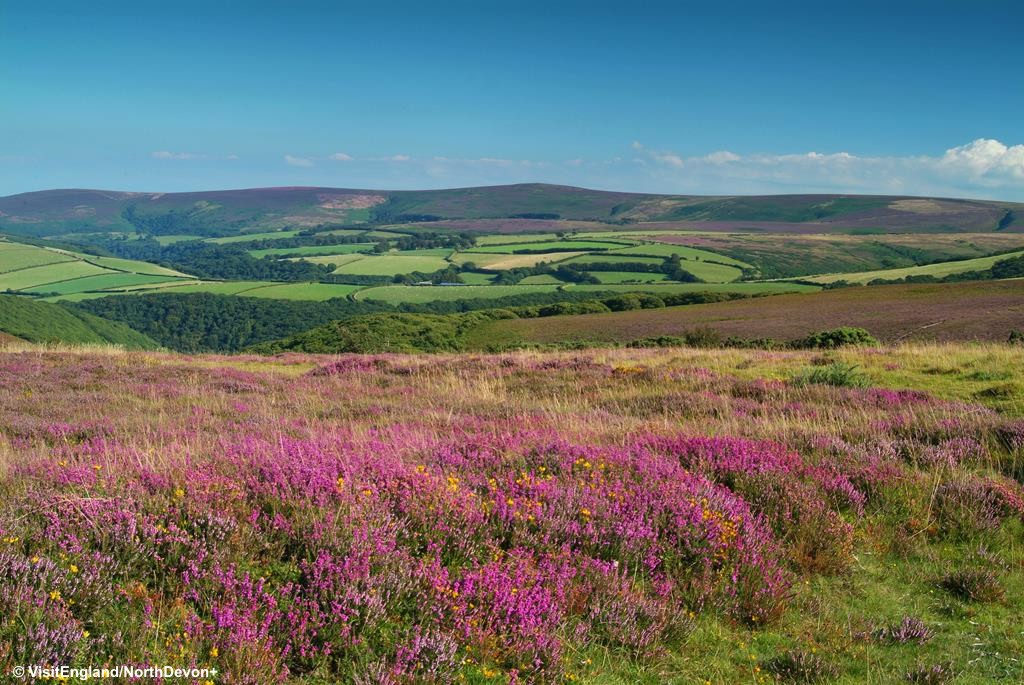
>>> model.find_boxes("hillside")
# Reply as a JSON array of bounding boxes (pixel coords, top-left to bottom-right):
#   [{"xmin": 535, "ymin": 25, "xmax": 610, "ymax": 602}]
[
  {"xmin": 468, "ymin": 280, "xmax": 1024, "ymax": 347},
  {"xmin": 0, "ymin": 294, "xmax": 157, "ymax": 348},
  {"xmin": 2, "ymin": 184, "xmax": 1021, "ymax": 236}
]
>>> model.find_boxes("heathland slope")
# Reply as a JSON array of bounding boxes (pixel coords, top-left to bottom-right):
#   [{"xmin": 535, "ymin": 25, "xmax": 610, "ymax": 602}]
[
  {"xmin": 0, "ymin": 345, "xmax": 1020, "ymax": 683},
  {"xmin": 0, "ymin": 293, "xmax": 158, "ymax": 348},
  {"xmin": 469, "ymin": 280, "xmax": 1024, "ymax": 347},
  {"xmin": 2, "ymin": 184, "xmax": 1020, "ymax": 236}
]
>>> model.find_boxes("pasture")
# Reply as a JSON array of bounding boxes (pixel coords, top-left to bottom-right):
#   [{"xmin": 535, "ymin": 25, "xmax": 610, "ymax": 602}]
[{"xmin": 804, "ymin": 249, "xmax": 1024, "ymax": 284}]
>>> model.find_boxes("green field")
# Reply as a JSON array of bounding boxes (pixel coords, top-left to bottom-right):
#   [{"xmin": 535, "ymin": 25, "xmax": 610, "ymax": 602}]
[
  {"xmin": 138, "ymin": 280, "xmax": 277, "ymax": 296},
  {"xmin": 354, "ymin": 284, "xmax": 568, "ymax": 303},
  {"xmin": 248, "ymin": 243, "xmax": 375, "ymax": 258},
  {"xmin": 0, "ymin": 260, "xmax": 115, "ymax": 291},
  {"xmin": 452, "ymin": 251, "xmax": 586, "ymax": 270},
  {"xmin": 474, "ymin": 233, "xmax": 560, "ymax": 246},
  {"xmin": 607, "ymin": 243, "xmax": 752, "ymax": 266},
  {"xmin": 457, "ymin": 272, "xmax": 496, "ymax": 284},
  {"xmin": 236, "ymin": 283, "xmax": 363, "ymax": 300},
  {"xmin": 153, "ymin": 234, "xmax": 204, "ymax": 245},
  {"xmin": 467, "ymin": 239, "xmax": 634, "ymax": 254},
  {"xmin": 518, "ymin": 274, "xmax": 565, "ymax": 284},
  {"xmin": 84, "ymin": 255, "xmax": 192, "ymax": 277},
  {"xmin": 0, "ymin": 242, "xmax": 77, "ymax": 272},
  {"xmin": 561, "ymin": 253, "xmax": 665, "ymax": 267},
  {"xmin": 23, "ymin": 273, "xmax": 185, "ymax": 295},
  {"xmin": 587, "ymin": 271, "xmax": 670, "ymax": 284},
  {"xmin": 331, "ymin": 254, "xmax": 451, "ymax": 276},
  {"xmin": 207, "ymin": 230, "xmax": 300, "ymax": 244},
  {"xmin": 804, "ymin": 249, "xmax": 1024, "ymax": 284}
]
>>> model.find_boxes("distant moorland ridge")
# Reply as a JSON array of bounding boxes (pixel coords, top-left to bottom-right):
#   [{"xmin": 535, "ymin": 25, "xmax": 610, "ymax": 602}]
[{"xmin": 2, "ymin": 184, "xmax": 1022, "ymax": 236}]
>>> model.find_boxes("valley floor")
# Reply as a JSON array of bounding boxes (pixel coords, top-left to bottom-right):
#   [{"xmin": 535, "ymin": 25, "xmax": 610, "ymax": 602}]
[{"xmin": 0, "ymin": 343, "xmax": 1021, "ymax": 683}]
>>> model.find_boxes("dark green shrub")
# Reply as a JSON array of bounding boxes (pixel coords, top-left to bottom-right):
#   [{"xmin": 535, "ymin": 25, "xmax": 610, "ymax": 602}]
[
  {"xmin": 796, "ymin": 327, "xmax": 879, "ymax": 349},
  {"xmin": 792, "ymin": 362, "xmax": 871, "ymax": 388},
  {"xmin": 683, "ymin": 326, "xmax": 723, "ymax": 348}
]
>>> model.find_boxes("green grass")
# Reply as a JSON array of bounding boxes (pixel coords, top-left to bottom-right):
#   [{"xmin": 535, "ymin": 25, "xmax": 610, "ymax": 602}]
[
  {"xmin": 316, "ymin": 229, "xmax": 370, "ymax": 237},
  {"xmin": 607, "ymin": 243, "xmax": 752, "ymax": 266},
  {"xmin": 0, "ymin": 293, "xmax": 157, "ymax": 348},
  {"xmin": 248, "ymin": 243, "xmax": 376, "ymax": 258},
  {"xmin": 206, "ymin": 230, "xmax": 300, "ymax": 244},
  {"xmin": 0, "ymin": 242, "xmax": 78, "ymax": 272},
  {"xmin": 452, "ymin": 251, "xmax": 587, "ymax": 270},
  {"xmin": 804, "ymin": 249, "xmax": 1024, "ymax": 284},
  {"xmin": 332, "ymin": 254, "xmax": 450, "ymax": 276},
  {"xmin": 286, "ymin": 254, "xmax": 366, "ymax": 269},
  {"xmin": 0, "ymin": 261, "xmax": 115, "ymax": 291},
  {"xmin": 561, "ymin": 254, "xmax": 666, "ymax": 267},
  {"xmin": 22, "ymin": 273, "xmax": 186, "ymax": 295},
  {"xmin": 587, "ymin": 271, "xmax": 670, "ymax": 284},
  {"xmin": 140, "ymin": 281, "xmax": 279, "ymax": 296},
  {"xmin": 82, "ymin": 255, "xmax": 193, "ymax": 277},
  {"xmin": 362, "ymin": 229, "xmax": 410, "ymax": 238},
  {"xmin": 355, "ymin": 284, "xmax": 569, "ymax": 304},
  {"xmin": 234, "ymin": 282, "xmax": 364, "ymax": 300},
  {"xmin": 466, "ymin": 240, "xmax": 634, "ymax": 254},
  {"xmin": 474, "ymin": 233, "xmax": 561, "ymax": 246},
  {"xmin": 518, "ymin": 274, "xmax": 565, "ymax": 284},
  {"xmin": 456, "ymin": 272, "xmax": 496, "ymax": 285},
  {"xmin": 392, "ymin": 248, "xmax": 455, "ymax": 257},
  {"xmin": 152, "ymin": 234, "xmax": 204, "ymax": 245}
]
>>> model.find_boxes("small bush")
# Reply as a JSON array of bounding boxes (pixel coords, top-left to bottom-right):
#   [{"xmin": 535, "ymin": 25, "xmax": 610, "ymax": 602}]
[
  {"xmin": 683, "ymin": 326, "xmax": 723, "ymax": 348},
  {"xmin": 1008, "ymin": 329, "xmax": 1024, "ymax": 345},
  {"xmin": 796, "ymin": 327, "xmax": 879, "ymax": 349},
  {"xmin": 792, "ymin": 362, "xmax": 871, "ymax": 388},
  {"xmin": 763, "ymin": 649, "xmax": 839, "ymax": 683},
  {"xmin": 904, "ymin": 662, "xmax": 955, "ymax": 684},
  {"xmin": 939, "ymin": 569, "xmax": 1005, "ymax": 603},
  {"xmin": 934, "ymin": 481, "xmax": 1005, "ymax": 539},
  {"xmin": 873, "ymin": 616, "xmax": 932, "ymax": 644}
]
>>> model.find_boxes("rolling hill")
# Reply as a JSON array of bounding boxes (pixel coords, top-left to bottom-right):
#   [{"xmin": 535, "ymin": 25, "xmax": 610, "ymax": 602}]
[{"xmin": 2, "ymin": 184, "xmax": 1021, "ymax": 237}]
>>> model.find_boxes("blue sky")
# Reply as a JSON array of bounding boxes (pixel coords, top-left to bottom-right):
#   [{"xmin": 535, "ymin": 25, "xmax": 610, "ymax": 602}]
[{"xmin": 2, "ymin": 0, "xmax": 1023, "ymax": 198}]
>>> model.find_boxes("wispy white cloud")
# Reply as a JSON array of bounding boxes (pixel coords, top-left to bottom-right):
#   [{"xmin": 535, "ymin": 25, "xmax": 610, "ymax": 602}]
[
  {"xmin": 284, "ymin": 154, "xmax": 315, "ymax": 167},
  {"xmin": 265, "ymin": 140, "xmax": 1023, "ymax": 200},
  {"xmin": 152, "ymin": 151, "xmax": 238, "ymax": 161},
  {"xmin": 623, "ymin": 138, "xmax": 1024, "ymax": 198},
  {"xmin": 630, "ymin": 141, "xmax": 684, "ymax": 168},
  {"xmin": 152, "ymin": 151, "xmax": 200, "ymax": 160}
]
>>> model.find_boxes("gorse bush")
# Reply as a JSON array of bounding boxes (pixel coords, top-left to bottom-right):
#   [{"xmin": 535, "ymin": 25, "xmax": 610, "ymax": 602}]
[
  {"xmin": 796, "ymin": 327, "xmax": 879, "ymax": 349},
  {"xmin": 792, "ymin": 362, "xmax": 871, "ymax": 388}
]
